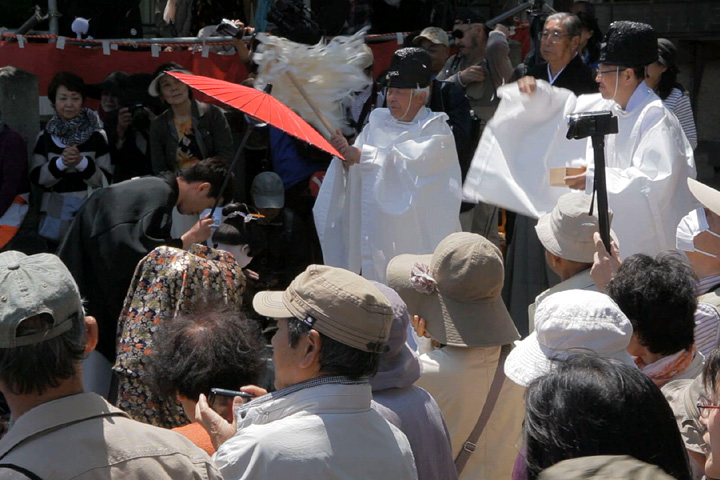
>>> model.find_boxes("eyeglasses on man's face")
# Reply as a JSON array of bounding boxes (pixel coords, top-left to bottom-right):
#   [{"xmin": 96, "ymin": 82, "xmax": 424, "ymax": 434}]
[
  {"xmin": 540, "ymin": 30, "xmax": 570, "ymax": 43},
  {"xmin": 595, "ymin": 66, "xmax": 619, "ymax": 78}
]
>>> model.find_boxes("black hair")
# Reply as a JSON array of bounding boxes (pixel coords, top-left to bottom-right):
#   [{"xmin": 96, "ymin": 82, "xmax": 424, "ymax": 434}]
[
  {"xmin": 150, "ymin": 298, "xmax": 265, "ymax": 401},
  {"xmin": 212, "ymin": 203, "xmax": 266, "ymax": 257},
  {"xmin": 0, "ymin": 312, "xmax": 86, "ymax": 396},
  {"xmin": 524, "ymin": 354, "xmax": 692, "ymax": 480},
  {"xmin": 48, "ymin": 71, "xmax": 86, "ymax": 105},
  {"xmin": 629, "ymin": 66, "xmax": 646, "ymax": 82},
  {"xmin": 703, "ymin": 346, "xmax": 720, "ymax": 397},
  {"xmin": 656, "ymin": 65, "xmax": 684, "ymax": 101},
  {"xmin": 575, "ymin": 10, "xmax": 602, "ymax": 64},
  {"xmin": 286, "ymin": 318, "xmax": 380, "ymax": 379},
  {"xmin": 606, "ymin": 253, "xmax": 697, "ymax": 356},
  {"xmin": 179, "ymin": 158, "xmax": 233, "ymax": 204}
]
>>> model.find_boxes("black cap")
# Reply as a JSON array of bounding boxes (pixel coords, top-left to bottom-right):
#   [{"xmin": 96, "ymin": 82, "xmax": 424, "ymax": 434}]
[
  {"xmin": 599, "ymin": 21, "xmax": 657, "ymax": 67},
  {"xmin": 386, "ymin": 48, "xmax": 432, "ymax": 89},
  {"xmin": 657, "ymin": 38, "xmax": 679, "ymax": 72}
]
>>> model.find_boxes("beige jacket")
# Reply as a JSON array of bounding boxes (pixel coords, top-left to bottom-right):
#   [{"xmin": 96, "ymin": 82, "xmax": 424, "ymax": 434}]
[
  {"xmin": 0, "ymin": 393, "xmax": 222, "ymax": 479},
  {"xmin": 416, "ymin": 345, "xmax": 524, "ymax": 480}
]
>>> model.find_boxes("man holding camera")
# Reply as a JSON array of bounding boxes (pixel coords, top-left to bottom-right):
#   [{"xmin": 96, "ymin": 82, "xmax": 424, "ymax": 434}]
[{"xmin": 468, "ymin": 21, "xmax": 696, "ymax": 259}]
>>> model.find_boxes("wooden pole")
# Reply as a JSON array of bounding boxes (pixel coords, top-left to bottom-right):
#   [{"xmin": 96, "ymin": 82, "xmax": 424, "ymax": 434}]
[{"xmin": 285, "ymin": 71, "xmax": 335, "ymax": 138}]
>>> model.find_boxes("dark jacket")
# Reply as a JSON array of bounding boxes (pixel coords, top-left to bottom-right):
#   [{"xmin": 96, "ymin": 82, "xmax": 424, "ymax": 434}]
[
  {"xmin": 246, "ymin": 207, "xmax": 310, "ymax": 290},
  {"xmin": 429, "ymin": 79, "xmax": 473, "ymax": 183},
  {"xmin": 149, "ymin": 100, "xmax": 233, "ymax": 174},
  {"xmin": 0, "ymin": 124, "xmax": 29, "ymax": 216},
  {"xmin": 429, "ymin": 79, "xmax": 474, "ymax": 212},
  {"xmin": 57, "ymin": 174, "xmax": 183, "ymax": 361},
  {"xmin": 105, "ymin": 108, "xmax": 153, "ymax": 183},
  {"xmin": 527, "ymin": 54, "xmax": 598, "ymax": 96}
]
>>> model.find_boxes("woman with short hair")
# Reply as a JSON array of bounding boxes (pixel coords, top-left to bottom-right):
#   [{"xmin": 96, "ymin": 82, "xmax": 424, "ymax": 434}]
[
  {"xmin": 30, "ymin": 71, "xmax": 111, "ymax": 247},
  {"xmin": 524, "ymin": 354, "xmax": 692, "ymax": 480}
]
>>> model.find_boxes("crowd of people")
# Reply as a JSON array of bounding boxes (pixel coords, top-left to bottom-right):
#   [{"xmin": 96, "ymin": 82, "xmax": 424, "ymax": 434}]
[{"xmin": 0, "ymin": 0, "xmax": 715, "ymax": 479}]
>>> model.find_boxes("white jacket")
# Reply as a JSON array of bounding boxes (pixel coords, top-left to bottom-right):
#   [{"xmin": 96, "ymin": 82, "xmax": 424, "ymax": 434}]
[
  {"xmin": 314, "ymin": 107, "xmax": 462, "ymax": 283},
  {"xmin": 214, "ymin": 381, "xmax": 418, "ymax": 480}
]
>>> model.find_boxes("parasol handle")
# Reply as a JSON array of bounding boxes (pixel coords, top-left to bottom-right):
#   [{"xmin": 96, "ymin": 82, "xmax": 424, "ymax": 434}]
[
  {"xmin": 209, "ymin": 123, "xmax": 255, "ymax": 220},
  {"xmin": 285, "ymin": 71, "xmax": 334, "ymax": 138}
]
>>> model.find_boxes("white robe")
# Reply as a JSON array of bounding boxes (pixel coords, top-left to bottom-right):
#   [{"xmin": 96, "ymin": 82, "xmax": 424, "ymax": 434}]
[
  {"xmin": 463, "ymin": 80, "xmax": 697, "ymax": 258},
  {"xmin": 314, "ymin": 107, "xmax": 462, "ymax": 282}
]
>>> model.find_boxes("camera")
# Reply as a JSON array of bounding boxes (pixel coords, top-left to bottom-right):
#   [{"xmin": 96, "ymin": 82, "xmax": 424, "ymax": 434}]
[
  {"xmin": 215, "ymin": 18, "xmax": 242, "ymax": 38},
  {"xmin": 124, "ymin": 103, "xmax": 150, "ymax": 131},
  {"xmin": 566, "ymin": 111, "xmax": 618, "ymax": 140}
]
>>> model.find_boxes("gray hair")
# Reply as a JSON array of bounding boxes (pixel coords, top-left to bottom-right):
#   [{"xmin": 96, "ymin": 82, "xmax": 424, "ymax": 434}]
[
  {"xmin": 413, "ymin": 86, "xmax": 431, "ymax": 106},
  {"xmin": 546, "ymin": 12, "xmax": 583, "ymax": 38}
]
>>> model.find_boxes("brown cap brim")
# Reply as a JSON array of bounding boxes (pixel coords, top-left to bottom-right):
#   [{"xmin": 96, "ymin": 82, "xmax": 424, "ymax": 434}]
[{"xmin": 253, "ymin": 290, "xmax": 293, "ymax": 318}]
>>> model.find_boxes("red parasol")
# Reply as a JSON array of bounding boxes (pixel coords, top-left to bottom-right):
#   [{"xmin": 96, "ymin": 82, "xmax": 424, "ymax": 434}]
[{"xmin": 167, "ymin": 71, "xmax": 341, "ymax": 158}]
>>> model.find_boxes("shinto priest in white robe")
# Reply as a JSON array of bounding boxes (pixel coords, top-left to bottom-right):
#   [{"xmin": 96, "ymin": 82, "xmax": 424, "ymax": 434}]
[
  {"xmin": 314, "ymin": 107, "xmax": 462, "ymax": 282},
  {"xmin": 463, "ymin": 79, "xmax": 697, "ymax": 258}
]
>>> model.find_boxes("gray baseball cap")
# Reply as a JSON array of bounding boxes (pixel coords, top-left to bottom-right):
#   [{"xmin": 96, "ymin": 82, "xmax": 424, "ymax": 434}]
[
  {"xmin": 251, "ymin": 172, "xmax": 285, "ymax": 209},
  {"xmin": 0, "ymin": 252, "xmax": 82, "ymax": 348}
]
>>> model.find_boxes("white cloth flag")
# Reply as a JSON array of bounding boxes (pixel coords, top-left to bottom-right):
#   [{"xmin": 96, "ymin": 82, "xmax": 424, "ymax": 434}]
[
  {"xmin": 463, "ymin": 79, "xmax": 697, "ymax": 258},
  {"xmin": 463, "ymin": 80, "xmax": 592, "ymax": 220}
]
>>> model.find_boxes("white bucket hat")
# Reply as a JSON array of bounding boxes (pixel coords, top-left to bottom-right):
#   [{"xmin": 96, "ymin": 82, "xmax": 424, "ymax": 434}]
[{"xmin": 504, "ymin": 289, "xmax": 636, "ymax": 387}]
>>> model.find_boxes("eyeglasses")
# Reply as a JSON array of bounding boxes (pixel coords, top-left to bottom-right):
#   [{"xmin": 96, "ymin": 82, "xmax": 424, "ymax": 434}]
[
  {"xmin": 595, "ymin": 67, "xmax": 619, "ymax": 78},
  {"xmin": 697, "ymin": 397, "xmax": 720, "ymax": 418},
  {"xmin": 452, "ymin": 29, "xmax": 465, "ymax": 39},
  {"xmin": 540, "ymin": 30, "xmax": 570, "ymax": 43}
]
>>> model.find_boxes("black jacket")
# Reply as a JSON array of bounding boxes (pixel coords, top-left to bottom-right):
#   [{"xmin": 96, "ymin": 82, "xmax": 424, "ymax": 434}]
[
  {"xmin": 527, "ymin": 54, "xmax": 598, "ymax": 96},
  {"xmin": 57, "ymin": 174, "xmax": 182, "ymax": 361}
]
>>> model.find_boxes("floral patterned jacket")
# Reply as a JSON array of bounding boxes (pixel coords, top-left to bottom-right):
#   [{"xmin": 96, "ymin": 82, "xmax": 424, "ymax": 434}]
[{"xmin": 113, "ymin": 244, "xmax": 245, "ymax": 427}]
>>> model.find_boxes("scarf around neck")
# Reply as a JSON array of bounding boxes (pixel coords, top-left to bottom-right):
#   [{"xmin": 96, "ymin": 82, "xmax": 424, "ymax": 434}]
[
  {"xmin": 634, "ymin": 345, "xmax": 696, "ymax": 387},
  {"xmin": 46, "ymin": 108, "xmax": 102, "ymax": 146}
]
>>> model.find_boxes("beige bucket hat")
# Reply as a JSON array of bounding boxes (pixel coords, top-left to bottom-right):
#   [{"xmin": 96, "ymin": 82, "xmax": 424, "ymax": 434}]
[
  {"xmin": 535, "ymin": 192, "xmax": 619, "ymax": 263},
  {"xmin": 688, "ymin": 177, "xmax": 720, "ymax": 216},
  {"xmin": 386, "ymin": 232, "xmax": 519, "ymax": 347}
]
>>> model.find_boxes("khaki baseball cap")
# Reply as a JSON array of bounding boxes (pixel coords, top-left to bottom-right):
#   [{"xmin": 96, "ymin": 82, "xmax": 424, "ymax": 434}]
[
  {"xmin": 0, "ymin": 252, "xmax": 82, "ymax": 348},
  {"xmin": 413, "ymin": 27, "xmax": 450, "ymax": 48},
  {"xmin": 387, "ymin": 232, "xmax": 519, "ymax": 347},
  {"xmin": 253, "ymin": 265, "xmax": 393, "ymax": 353},
  {"xmin": 535, "ymin": 193, "xmax": 619, "ymax": 263}
]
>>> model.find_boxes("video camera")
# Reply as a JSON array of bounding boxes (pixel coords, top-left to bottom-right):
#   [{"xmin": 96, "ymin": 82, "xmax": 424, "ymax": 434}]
[
  {"xmin": 565, "ymin": 110, "xmax": 618, "ymax": 254},
  {"xmin": 566, "ymin": 111, "xmax": 618, "ymax": 140}
]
